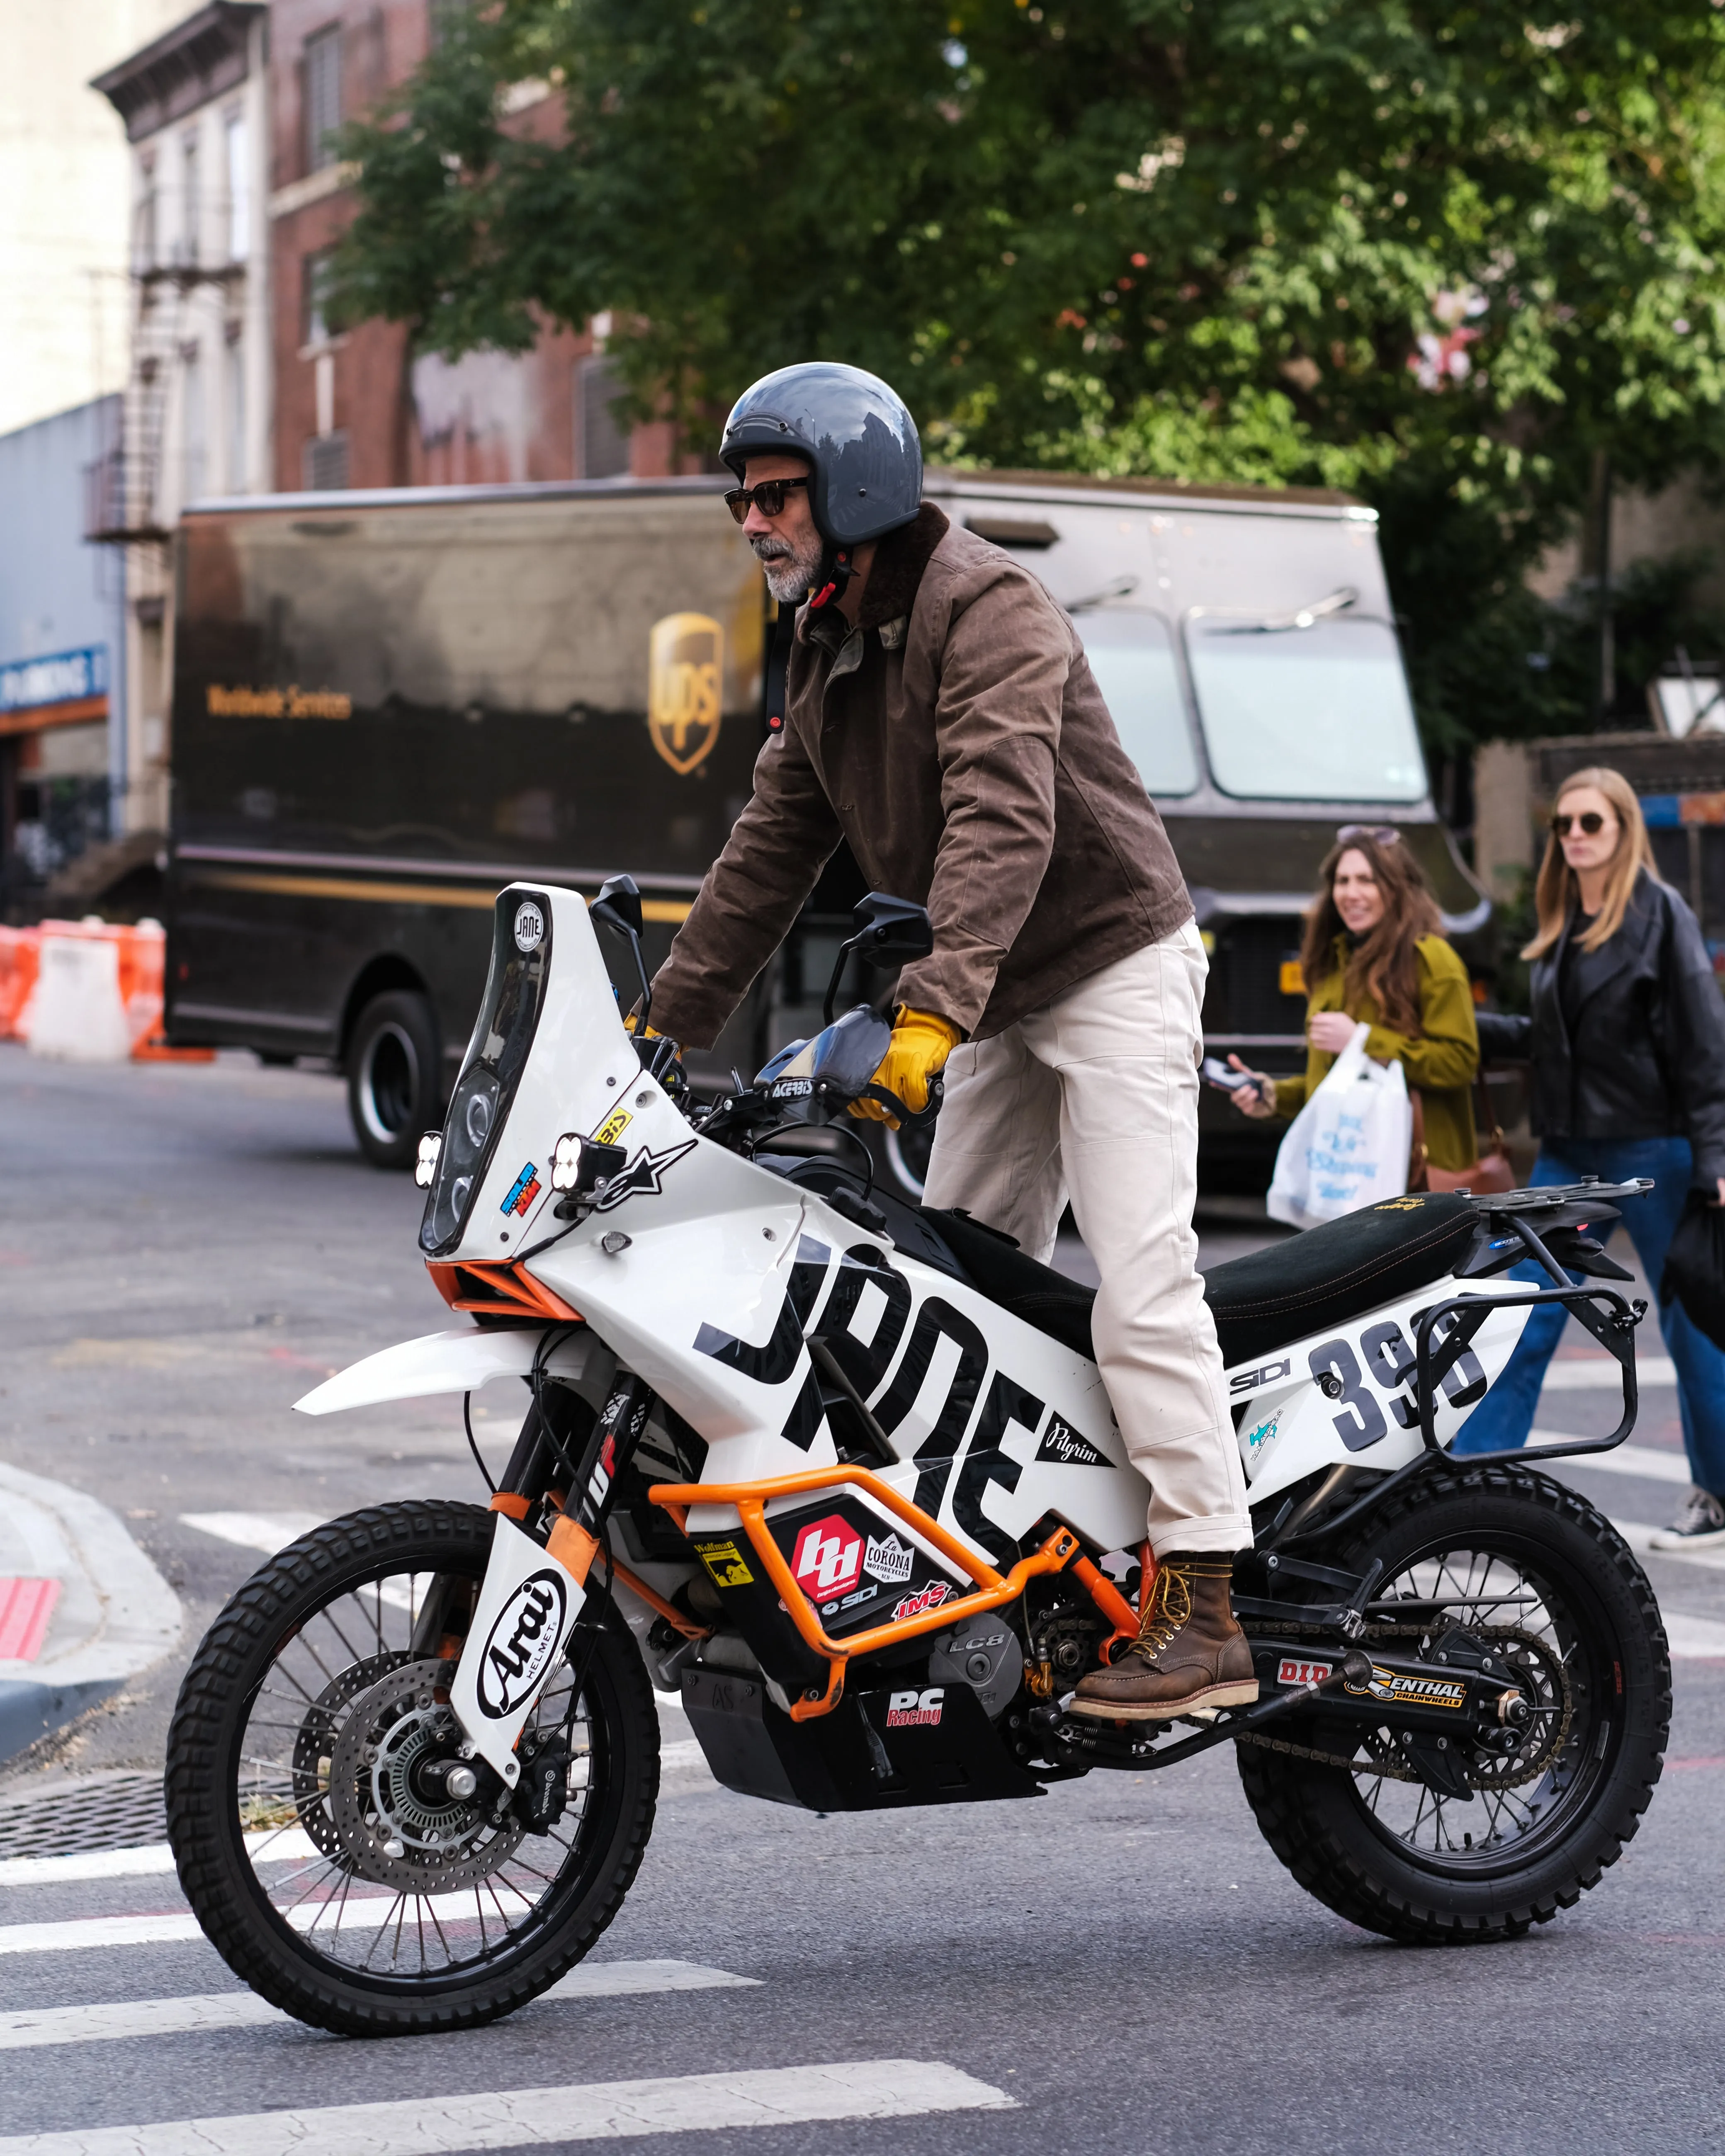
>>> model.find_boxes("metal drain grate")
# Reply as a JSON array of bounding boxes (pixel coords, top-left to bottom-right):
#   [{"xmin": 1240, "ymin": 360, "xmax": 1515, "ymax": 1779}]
[{"xmin": 0, "ymin": 1771, "xmax": 168, "ymax": 1860}]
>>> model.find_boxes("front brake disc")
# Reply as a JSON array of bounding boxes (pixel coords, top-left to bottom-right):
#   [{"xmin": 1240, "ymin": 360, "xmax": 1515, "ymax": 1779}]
[{"xmin": 328, "ymin": 1657, "xmax": 525, "ymax": 1892}]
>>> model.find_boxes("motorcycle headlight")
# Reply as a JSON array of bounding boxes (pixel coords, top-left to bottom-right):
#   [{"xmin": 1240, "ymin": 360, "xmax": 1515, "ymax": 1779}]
[{"xmin": 419, "ymin": 891, "xmax": 553, "ymax": 1256}]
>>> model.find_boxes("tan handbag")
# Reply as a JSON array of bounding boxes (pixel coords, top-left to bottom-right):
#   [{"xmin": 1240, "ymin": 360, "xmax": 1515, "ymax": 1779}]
[{"xmin": 1409, "ymin": 1079, "xmax": 1516, "ymax": 1196}]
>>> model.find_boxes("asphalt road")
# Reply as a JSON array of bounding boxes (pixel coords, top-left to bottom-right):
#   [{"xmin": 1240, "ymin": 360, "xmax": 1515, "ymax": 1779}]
[{"xmin": 1, "ymin": 1045, "xmax": 1722, "ymax": 2156}]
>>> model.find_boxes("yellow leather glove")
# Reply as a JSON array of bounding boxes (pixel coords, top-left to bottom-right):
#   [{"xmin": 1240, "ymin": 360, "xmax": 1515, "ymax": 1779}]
[
  {"xmin": 623, "ymin": 1013, "xmax": 660, "ymax": 1039},
  {"xmin": 851, "ymin": 1009, "xmax": 962, "ymax": 1127}
]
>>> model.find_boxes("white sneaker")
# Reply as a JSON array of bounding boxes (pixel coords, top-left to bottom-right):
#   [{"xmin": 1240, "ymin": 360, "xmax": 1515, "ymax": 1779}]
[{"xmin": 1650, "ymin": 1487, "xmax": 1725, "ymax": 1551}]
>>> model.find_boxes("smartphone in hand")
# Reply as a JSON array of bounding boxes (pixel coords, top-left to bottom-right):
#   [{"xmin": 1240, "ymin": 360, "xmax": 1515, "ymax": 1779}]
[{"xmin": 1201, "ymin": 1056, "xmax": 1259, "ymax": 1096}]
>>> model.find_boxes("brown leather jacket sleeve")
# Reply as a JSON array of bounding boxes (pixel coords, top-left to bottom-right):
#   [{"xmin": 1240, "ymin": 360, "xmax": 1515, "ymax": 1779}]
[
  {"xmin": 647, "ymin": 720, "xmax": 843, "ymax": 1051},
  {"xmin": 894, "ymin": 566, "xmax": 1069, "ymax": 1034}
]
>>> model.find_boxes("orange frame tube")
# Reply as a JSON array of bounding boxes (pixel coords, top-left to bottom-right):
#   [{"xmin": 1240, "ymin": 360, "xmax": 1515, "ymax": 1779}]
[{"xmin": 647, "ymin": 1463, "xmax": 1115, "ymax": 1721}]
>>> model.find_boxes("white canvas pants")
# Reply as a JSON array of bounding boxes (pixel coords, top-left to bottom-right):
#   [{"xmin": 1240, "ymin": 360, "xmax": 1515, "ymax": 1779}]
[{"xmin": 921, "ymin": 924, "xmax": 1251, "ymax": 1556}]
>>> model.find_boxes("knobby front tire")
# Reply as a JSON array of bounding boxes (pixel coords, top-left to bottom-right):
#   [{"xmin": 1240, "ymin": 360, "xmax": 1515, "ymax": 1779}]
[
  {"xmin": 1237, "ymin": 1465, "xmax": 1670, "ymax": 1945},
  {"xmin": 165, "ymin": 1500, "xmax": 660, "ymax": 2035}
]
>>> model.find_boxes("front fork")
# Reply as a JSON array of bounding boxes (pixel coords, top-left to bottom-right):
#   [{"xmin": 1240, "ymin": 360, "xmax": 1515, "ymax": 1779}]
[{"xmin": 449, "ymin": 1374, "xmax": 651, "ymax": 1785}]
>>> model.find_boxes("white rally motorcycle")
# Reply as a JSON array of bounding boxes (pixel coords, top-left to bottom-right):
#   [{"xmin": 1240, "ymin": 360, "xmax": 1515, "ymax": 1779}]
[{"xmin": 167, "ymin": 881, "xmax": 1670, "ymax": 2035}]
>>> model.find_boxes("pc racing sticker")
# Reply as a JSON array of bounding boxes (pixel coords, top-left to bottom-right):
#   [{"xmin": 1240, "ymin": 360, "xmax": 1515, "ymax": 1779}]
[{"xmin": 885, "ymin": 1687, "xmax": 945, "ymax": 1729}]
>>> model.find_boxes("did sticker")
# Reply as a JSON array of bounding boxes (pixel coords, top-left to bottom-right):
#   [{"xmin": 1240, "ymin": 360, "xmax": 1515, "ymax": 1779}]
[{"xmin": 476, "ymin": 1568, "xmax": 568, "ymax": 1719}]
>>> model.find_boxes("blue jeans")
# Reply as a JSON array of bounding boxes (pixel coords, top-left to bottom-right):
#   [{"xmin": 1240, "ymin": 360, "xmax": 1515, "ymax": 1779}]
[{"xmin": 1451, "ymin": 1136, "xmax": 1725, "ymax": 1493}]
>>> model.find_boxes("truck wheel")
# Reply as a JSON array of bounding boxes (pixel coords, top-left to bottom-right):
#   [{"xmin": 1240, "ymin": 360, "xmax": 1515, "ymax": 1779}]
[{"xmin": 348, "ymin": 990, "xmax": 439, "ymax": 1170}]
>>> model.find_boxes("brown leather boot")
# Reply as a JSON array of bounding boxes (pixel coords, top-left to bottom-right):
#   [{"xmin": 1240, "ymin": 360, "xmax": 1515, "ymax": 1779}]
[{"xmin": 1069, "ymin": 1554, "xmax": 1259, "ymax": 1721}]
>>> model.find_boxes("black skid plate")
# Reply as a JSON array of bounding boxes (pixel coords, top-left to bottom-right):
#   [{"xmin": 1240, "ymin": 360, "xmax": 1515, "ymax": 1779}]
[{"xmin": 680, "ymin": 1666, "xmax": 1042, "ymax": 1812}]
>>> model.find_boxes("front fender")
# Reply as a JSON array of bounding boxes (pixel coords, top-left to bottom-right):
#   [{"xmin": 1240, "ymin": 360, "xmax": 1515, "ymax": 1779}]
[{"xmin": 294, "ymin": 1326, "xmax": 596, "ymax": 1416}]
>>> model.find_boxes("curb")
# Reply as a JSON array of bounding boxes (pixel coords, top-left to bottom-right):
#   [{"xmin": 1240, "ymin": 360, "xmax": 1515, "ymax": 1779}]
[{"xmin": 0, "ymin": 1463, "xmax": 182, "ymax": 1767}]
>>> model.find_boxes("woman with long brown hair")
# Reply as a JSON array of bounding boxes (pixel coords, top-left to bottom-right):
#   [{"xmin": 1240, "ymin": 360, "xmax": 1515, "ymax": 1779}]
[
  {"xmin": 1228, "ymin": 825, "xmax": 1481, "ymax": 1175},
  {"xmin": 1457, "ymin": 765, "xmax": 1725, "ymax": 1547}
]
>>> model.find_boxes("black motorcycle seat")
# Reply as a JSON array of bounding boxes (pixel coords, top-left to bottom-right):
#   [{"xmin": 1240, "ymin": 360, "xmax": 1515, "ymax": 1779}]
[{"xmin": 931, "ymin": 1193, "xmax": 1478, "ymax": 1372}]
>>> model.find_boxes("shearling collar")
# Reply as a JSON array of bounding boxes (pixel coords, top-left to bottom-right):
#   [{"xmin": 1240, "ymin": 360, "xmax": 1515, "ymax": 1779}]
[{"xmin": 856, "ymin": 501, "xmax": 950, "ymax": 633}]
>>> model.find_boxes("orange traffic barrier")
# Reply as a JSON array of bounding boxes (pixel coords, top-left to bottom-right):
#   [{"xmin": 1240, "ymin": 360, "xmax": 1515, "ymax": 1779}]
[
  {"xmin": 0, "ymin": 927, "xmax": 40, "ymax": 1039},
  {"xmin": 17, "ymin": 918, "xmax": 211, "ymax": 1061}
]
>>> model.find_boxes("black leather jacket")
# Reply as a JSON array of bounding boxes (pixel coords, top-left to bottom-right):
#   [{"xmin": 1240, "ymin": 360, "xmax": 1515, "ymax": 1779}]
[{"xmin": 1476, "ymin": 873, "xmax": 1725, "ymax": 1183}]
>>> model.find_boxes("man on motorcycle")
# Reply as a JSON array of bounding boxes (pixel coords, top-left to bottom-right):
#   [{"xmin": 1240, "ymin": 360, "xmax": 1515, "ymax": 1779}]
[{"xmin": 648, "ymin": 361, "xmax": 1256, "ymax": 1719}]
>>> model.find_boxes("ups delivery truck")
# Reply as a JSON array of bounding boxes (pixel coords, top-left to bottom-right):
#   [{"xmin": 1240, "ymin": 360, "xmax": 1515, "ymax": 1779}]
[{"xmin": 165, "ymin": 469, "xmax": 1488, "ymax": 1195}]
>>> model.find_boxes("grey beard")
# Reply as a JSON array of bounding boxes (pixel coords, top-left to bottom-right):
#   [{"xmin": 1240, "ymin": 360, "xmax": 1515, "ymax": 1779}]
[{"xmin": 753, "ymin": 534, "xmax": 824, "ymax": 605}]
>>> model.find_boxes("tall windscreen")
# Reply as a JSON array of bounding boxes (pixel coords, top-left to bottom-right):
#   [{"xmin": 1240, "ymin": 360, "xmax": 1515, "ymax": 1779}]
[
  {"xmin": 1074, "ymin": 611, "xmax": 1198, "ymax": 797},
  {"xmin": 1187, "ymin": 615, "xmax": 1426, "ymax": 802}
]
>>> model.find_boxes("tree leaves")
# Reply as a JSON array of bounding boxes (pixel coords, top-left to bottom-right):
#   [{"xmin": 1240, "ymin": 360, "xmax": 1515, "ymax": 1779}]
[{"xmin": 328, "ymin": 0, "xmax": 1725, "ymax": 752}]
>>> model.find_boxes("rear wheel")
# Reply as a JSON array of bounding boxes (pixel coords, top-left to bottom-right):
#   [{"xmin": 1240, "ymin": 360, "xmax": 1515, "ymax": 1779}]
[
  {"xmin": 165, "ymin": 1501, "xmax": 659, "ymax": 2034},
  {"xmin": 348, "ymin": 990, "xmax": 440, "ymax": 1169},
  {"xmin": 1237, "ymin": 1466, "xmax": 1669, "ymax": 1943}
]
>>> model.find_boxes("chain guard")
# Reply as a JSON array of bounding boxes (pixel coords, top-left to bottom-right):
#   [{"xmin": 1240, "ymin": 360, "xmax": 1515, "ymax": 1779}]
[{"xmin": 1238, "ymin": 1623, "xmax": 1574, "ymax": 1791}]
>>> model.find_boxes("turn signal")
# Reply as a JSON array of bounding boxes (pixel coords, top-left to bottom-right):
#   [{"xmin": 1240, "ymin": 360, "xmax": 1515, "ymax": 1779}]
[{"xmin": 414, "ymin": 1131, "xmax": 443, "ymax": 1188}]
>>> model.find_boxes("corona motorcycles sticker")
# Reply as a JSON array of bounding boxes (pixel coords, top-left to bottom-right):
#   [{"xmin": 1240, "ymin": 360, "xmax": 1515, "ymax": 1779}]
[
  {"xmin": 648, "ymin": 612, "xmax": 723, "ymax": 775},
  {"xmin": 475, "ymin": 1568, "xmax": 569, "ymax": 1719},
  {"xmin": 863, "ymin": 1532, "xmax": 915, "ymax": 1585}
]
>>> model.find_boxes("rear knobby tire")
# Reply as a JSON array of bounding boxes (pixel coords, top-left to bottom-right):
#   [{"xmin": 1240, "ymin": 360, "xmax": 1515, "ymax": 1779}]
[
  {"xmin": 1237, "ymin": 1465, "xmax": 1669, "ymax": 1944},
  {"xmin": 165, "ymin": 1500, "xmax": 659, "ymax": 2034}
]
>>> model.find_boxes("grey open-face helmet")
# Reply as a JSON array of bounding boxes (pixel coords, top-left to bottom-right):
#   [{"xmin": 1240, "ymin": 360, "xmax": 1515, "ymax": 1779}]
[{"xmin": 720, "ymin": 362, "xmax": 922, "ymax": 547}]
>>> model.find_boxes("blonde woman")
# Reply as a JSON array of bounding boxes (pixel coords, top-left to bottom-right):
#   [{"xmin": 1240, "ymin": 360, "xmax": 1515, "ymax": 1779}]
[
  {"xmin": 1226, "ymin": 826, "xmax": 1481, "ymax": 1174},
  {"xmin": 1457, "ymin": 766, "xmax": 1725, "ymax": 1547}
]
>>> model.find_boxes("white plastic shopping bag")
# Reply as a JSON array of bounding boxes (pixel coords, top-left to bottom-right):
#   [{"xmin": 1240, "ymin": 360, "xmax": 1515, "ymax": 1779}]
[{"xmin": 1266, "ymin": 1021, "xmax": 1412, "ymax": 1229}]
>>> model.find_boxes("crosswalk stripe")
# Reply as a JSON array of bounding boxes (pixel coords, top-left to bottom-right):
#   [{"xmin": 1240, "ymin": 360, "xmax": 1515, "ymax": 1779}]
[
  {"xmin": 0, "ymin": 1963, "xmax": 760, "ymax": 2050},
  {"xmin": 0, "ymin": 1828, "xmax": 317, "ymax": 1889},
  {"xmin": 1533, "ymin": 1438, "xmax": 1690, "ymax": 1484},
  {"xmin": 0, "ymin": 1883, "xmax": 542, "ymax": 1957},
  {"xmin": 0, "ymin": 2058, "xmax": 1012, "ymax": 2153}
]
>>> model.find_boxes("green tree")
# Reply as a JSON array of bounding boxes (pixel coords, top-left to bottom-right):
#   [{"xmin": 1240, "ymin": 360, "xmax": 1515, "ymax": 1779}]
[{"xmin": 330, "ymin": 0, "xmax": 1725, "ymax": 756}]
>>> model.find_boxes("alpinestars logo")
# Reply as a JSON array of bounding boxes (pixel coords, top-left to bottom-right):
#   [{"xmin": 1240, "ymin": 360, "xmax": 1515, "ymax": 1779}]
[
  {"xmin": 591, "ymin": 1139, "xmax": 696, "ymax": 1213},
  {"xmin": 886, "ymin": 1686, "xmax": 944, "ymax": 1728},
  {"xmin": 863, "ymin": 1532, "xmax": 914, "ymax": 1585},
  {"xmin": 792, "ymin": 1515, "xmax": 863, "ymax": 1600}
]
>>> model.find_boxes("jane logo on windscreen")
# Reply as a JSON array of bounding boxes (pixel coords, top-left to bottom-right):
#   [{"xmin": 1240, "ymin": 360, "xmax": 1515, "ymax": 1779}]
[{"xmin": 648, "ymin": 612, "xmax": 723, "ymax": 775}]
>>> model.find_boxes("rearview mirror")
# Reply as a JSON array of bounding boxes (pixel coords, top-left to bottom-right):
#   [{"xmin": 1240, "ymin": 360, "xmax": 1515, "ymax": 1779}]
[
  {"xmin": 822, "ymin": 891, "xmax": 934, "ymax": 1025},
  {"xmin": 591, "ymin": 873, "xmax": 645, "ymax": 941},
  {"xmin": 590, "ymin": 872, "xmax": 652, "ymax": 1027}
]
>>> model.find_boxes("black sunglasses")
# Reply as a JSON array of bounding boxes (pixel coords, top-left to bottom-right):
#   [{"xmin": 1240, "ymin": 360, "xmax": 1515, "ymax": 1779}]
[
  {"xmin": 1551, "ymin": 810, "xmax": 1610, "ymax": 836},
  {"xmin": 724, "ymin": 476, "xmax": 811, "ymax": 524},
  {"xmin": 1336, "ymin": 824, "xmax": 1399, "ymax": 846}
]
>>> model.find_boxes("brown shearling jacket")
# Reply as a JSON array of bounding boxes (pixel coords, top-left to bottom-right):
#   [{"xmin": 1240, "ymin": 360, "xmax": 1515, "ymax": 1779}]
[{"xmin": 649, "ymin": 502, "xmax": 1193, "ymax": 1047}]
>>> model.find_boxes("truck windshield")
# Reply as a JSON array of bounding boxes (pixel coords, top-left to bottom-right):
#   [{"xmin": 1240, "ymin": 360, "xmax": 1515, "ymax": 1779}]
[
  {"xmin": 1186, "ymin": 614, "xmax": 1426, "ymax": 803},
  {"xmin": 1074, "ymin": 611, "xmax": 1198, "ymax": 797}
]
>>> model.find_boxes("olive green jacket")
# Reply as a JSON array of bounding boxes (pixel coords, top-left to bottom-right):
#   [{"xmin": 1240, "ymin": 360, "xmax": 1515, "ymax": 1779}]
[{"xmin": 1273, "ymin": 935, "xmax": 1481, "ymax": 1172}]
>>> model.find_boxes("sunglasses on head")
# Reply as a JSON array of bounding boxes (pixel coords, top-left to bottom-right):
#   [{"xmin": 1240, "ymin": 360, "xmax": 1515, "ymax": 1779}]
[
  {"xmin": 1550, "ymin": 810, "xmax": 1611, "ymax": 837},
  {"xmin": 724, "ymin": 476, "xmax": 811, "ymax": 524},
  {"xmin": 1336, "ymin": 824, "xmax": 1399, "ymax": 847}
]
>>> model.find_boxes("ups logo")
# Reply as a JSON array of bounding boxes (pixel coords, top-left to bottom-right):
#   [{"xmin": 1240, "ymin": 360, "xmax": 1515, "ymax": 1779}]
[{"xmin": 648, "ymin": 612, "xmax": 723, "ymax": 775}]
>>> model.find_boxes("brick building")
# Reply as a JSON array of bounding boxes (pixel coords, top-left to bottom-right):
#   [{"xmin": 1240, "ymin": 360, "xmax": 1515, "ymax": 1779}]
[{"xmin": 266, "ymin": 0, "xmax": 688, "ymax": 491}]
